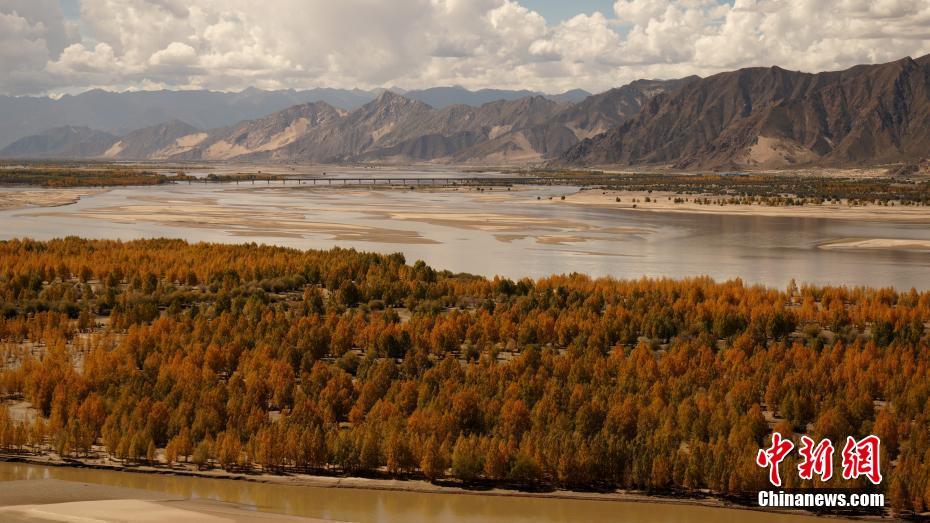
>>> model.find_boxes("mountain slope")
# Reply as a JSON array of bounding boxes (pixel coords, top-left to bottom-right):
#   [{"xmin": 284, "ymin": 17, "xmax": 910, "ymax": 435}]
[
  {"xmin": 0, "ymin": 126, "xmax": 117, "ymax": 158},
  {"xmin": 0, "ymin": 88, "xmax": 377, "ymax": 150},
  {"xmin": 452, "ymin": 77, "xmax": 697, "ymax": 162},
  {"xmin": 402, "ymin": 86, "xmax": 591, "ymax": 107},
  {"xmin": 560, "ymin": 56, "xmax": 930, "ymax": 168},
  {"xmin": 0, "ymin": 77, "xmax": 694, "ymax": 163},
  {"xmin": 172, "ymin": 102, "xmax": 346, "ymax": 161},
  {"xmin": 101, "ymin": 120, "xmax": 202, "ymax": 159},
  {"xmin": 551, "ymin": 76, "xmax": 699, "ymax": 140},
  {"xmin": 0, "ymin": 86, "xmax": 596, "ymax": 149}
]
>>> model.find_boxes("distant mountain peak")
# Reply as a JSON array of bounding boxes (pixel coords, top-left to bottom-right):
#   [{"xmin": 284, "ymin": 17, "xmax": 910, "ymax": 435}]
[
  {"xmin": 559, "ymin": 56, "xmax": 930, "ymax": 169},
  {"xmin": 0, "ymin": 125, "xmax": 117, "ymax": 159},
  {"xmin": 0, "ymin": 77, "xmax": 692, "ymax": 164}
]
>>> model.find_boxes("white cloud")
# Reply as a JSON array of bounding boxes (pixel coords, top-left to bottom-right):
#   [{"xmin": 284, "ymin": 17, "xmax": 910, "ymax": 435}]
[
  {"xmin": 1, "ymin": 0, "xmax": 930, "ymax": 96},
  {"xmin": 149, "ymin": 42, "xmax": 198, "ymax": 67},
  {"xmin": 0, "ymin": 0, "xmax": 80, "ymax": 94}
]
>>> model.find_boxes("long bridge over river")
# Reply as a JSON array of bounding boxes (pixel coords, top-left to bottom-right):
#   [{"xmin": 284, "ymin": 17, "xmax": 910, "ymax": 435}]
[{"xmin": 182, "ymin": 175, "xmax": 623, "ymax": 187}]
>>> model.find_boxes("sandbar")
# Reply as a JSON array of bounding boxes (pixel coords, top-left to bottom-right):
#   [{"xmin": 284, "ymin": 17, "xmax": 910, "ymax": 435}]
[
  {"xmin": 559, "ymin": 189, "xmax": 930, "ymax": 223},
  {"xmin": 0, "ymin": 479, "xmax": 336, "ymax": 522},
  {"xmin": 0, "ymin": 189, "xmax": 106, "ymax": 211}
]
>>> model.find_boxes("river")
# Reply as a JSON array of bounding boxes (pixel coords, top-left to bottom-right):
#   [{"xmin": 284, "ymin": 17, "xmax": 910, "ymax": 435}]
[
  {"xmin": 1, "ymin": 178, "xmax": 929, "ymax": 289},
  {"xmin": 0, "ymin": 462, "xmax": 833, "ymax": 523}
]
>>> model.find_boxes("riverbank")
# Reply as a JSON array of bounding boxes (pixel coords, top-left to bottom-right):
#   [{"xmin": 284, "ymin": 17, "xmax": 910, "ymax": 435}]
[
  {"xmin": 558, "ymin": 188, "xmax": 930, "ymax": 223},
  {"xmin": 0, "ymin": 454, "xmax": 874, "ymax": 521},
  {"xmin": 0, "ymin": 479, "xmax": 333, "ymax": 522},
  {"xmin": 0, "ymin": 188, "xmax": 106, "ymax": 210},
  {"xmin": 819, "ymin": 238, "xmax": 930, "ymax": 251}
]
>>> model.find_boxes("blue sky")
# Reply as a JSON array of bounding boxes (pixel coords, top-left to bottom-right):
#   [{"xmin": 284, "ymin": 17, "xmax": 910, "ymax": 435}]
[
  {"xmin": 59, "ymin": 0, "xmax": 80, "ymax": 19},
  {"xmin": 55, "ymin": 1, "xmax": 746, "ymax": 24},
  {"xmin": 58, "ymin": 0, "xmax": 617, "ymax": 23},
  {"xmin": 519, "ymin": 0, "xmax": 616, "ymax": 23}
]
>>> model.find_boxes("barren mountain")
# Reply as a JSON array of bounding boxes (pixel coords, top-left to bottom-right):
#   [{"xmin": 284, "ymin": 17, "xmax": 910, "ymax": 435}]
[
  {"xmin": 454, "ymin": 76, "xmax": 697, "ymax": 163},
  {"xmin": 0, "ymin": 126, "xmax": 117, "ymax": 158},
  {"xmin": 170, "ymin": 102, "xmax": 346, "ymax": 161},
  {"xmin": 101, "ymin": 120, "xmax": 201, "ymax": 159},
  {"xmin": 560, "ymin": 56, "xmax": 930, "ymax": 169},
  {"xmin": 0, "ymin": 88, "xmax": 376, "ymax": 150},
  {"xmin": 150, "ymin": 91, "xmax": 575, "ymax": 163},
  {"xmin": 401, "ymin": 86, "xmax": 590, "ymax": 107},
  {"xmin": 361, "ymin": 94, "xmax": 565, "ymax": 162},
  {"xmin": 0, "ymin": 86, "xmax": 593, "ymax": 150},
  {"xmin": 0, "ymin": 77, "xmax": 694, "ymax": 163},
  {"xmin": 551, "ymin": 77, "xmax": 699, "ymax": 140}
]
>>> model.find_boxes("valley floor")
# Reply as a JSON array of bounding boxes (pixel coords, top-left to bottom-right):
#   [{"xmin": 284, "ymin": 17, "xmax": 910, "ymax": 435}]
[
  {"xmin": 560, "ymin": 188, "xmax": 930, "ymax": 225},
  {"xmin": 0, "ymin": 455, "xmax": 844, "ymax": 523},
  {"xmin": 0, "ymin": 188, "xmax": 106, "ymax": 210},
  {"xmin": 0, "ymin": 479, "xmax": 329, "ymax": 522}
]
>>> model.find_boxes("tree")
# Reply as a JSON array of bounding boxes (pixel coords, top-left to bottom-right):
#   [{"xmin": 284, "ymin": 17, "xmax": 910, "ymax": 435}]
[
  {"xmin": 191, "ymin": 438, "xmax": 213, "ymax": 469},
  {"xmin": 451, "ymin": 435, "xmax": 484, "ymax": 482},
  {"xmin": 420, "ymin": 437, "xmax": 446, "ymax": 481}
]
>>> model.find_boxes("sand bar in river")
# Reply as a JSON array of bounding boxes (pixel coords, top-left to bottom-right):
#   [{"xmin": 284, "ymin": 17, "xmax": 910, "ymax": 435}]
[{"xmin": 0, "ymin": 479, "xmax": 339, "ymax": 522}]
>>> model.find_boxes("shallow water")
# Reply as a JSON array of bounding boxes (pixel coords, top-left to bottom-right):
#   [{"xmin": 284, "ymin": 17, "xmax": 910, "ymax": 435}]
[
  {"xmin": 0, "ymin": 462, "xmax": 832, "ymax": 523},
  {"xmin": 1, "ymin": 179, "xmax": 929, "ymax": 289}
]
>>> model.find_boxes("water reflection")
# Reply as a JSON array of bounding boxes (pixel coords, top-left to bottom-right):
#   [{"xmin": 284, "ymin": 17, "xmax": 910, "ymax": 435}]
[
  {"xmin": 1, "ymin": 181, "xmax": 929, "ymax": 289},
  {"xmin": 0, "ymin": 463, "xmax": 831, "ymax": 523}
]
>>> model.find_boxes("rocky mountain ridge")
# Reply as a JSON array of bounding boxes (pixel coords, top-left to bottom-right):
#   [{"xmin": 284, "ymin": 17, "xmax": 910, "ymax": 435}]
[
  {"xmin": 1, "ymin": 79, "xmax": 690, "ymax": 163},
  {"xmin": 560, "ymin": 55, "xmax": 930, "ymax": 169}
]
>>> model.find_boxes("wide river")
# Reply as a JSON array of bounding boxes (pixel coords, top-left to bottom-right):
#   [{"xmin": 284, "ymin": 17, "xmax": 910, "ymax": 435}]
[
  {"xmin": 0, "ymin": 172, "xmax": 886, "ymax": 521},
  {"xmin": 0, "ymin": 462, "xmax": 830, "ymax": 523},
  {"xmin": 1, "ymin": 175, "xmax": 929, "ymax": 289}
]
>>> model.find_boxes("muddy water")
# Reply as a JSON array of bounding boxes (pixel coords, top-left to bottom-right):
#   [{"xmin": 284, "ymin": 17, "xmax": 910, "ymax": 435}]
[
  {"xmin": 1, "ymin": 180, "xmax": 929, "ymax": 289},
  {"xmin": 0, "ymin": 462, "xmax": 834, "ymax": 523}
]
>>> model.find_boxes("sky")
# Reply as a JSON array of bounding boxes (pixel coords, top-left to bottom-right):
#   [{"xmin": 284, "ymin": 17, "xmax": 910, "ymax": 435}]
[{"xmin": 2, "ymin": 0, "xmax": 930, "ymax": 97}]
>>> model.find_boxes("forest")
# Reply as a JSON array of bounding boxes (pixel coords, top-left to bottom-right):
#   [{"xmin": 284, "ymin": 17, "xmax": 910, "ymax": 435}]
[
  {"xmin": 0, "ymin": 238, "xmax": 927, "ymax": 516},
  {"xmin": 529, "ymin": 170, "xmax": 930, "ymax": 206},
  {"xmin": 0, "ymin": 165, "xmax": 178, "ymax": 187}
]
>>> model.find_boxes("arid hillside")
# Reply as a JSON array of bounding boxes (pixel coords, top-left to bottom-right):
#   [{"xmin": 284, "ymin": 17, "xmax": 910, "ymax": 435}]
[{"xmin": 560, "ymin": 55, "xmax": 930, "ymax": 169}]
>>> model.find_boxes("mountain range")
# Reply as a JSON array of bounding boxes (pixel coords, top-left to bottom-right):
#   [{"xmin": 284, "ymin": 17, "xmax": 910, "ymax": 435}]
[
  {"xmin": 0, "ymin": 80, "xmax": 683, "ymax": 163},
  {"xmin": 0, "ymin": 86, "xmax": 589, "ymax": 150},
  {"xmin": 560, "ymin": 55, "xmax": 930, "ymax": 169},
  {"xmin": 4, "ymin": 54, "xmax": 929, "ymax": 168}
]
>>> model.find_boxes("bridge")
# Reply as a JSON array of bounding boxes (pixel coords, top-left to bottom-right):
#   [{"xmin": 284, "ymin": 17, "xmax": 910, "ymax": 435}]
[{"xmin": 182, "ymin": 175, "xmax": 622, "ymax": 187}]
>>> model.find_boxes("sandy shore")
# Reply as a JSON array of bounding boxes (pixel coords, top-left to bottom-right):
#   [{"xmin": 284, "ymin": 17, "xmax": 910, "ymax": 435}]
[
  {"xmin": 22, "ymin": 186, "xmax": 644, "ymax": 247},
  {"xmin": 0, "ymin": 455, "xmax": 873, "ymax": 521},
  {"xmin": 559, "ymin": 188, "xmax": 930, "ymax": 223},
  {"xmin": 28, "ymin": 193, "xmax": 440, "ymax": 245},
  {"xmin": 0, "ymin": 479, "xmax": 335, "ymax": 522},
  {"xmin": 0, "ymin": 188, "xmax": 106, "ymax": 210},
  {"xmin": 819, "ymin": 238, "xmax": 930, "ymax": 251}
]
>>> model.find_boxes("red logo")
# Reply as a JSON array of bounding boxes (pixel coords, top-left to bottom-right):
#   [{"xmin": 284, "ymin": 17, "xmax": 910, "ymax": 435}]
[
  {"xmin": 797, "ymin": 436, "xmax": 834, "ymax": 481},
  {"xmin": 841, "ymin": 435, "xmax": 882, "ymax": 485},
  {"xmin": 757, "ymin": 433, "xmax": 882, "ymax": 486},
  {"xmin": 756, "ymin": 432, "xmax": 794, "ymax": 486}
]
